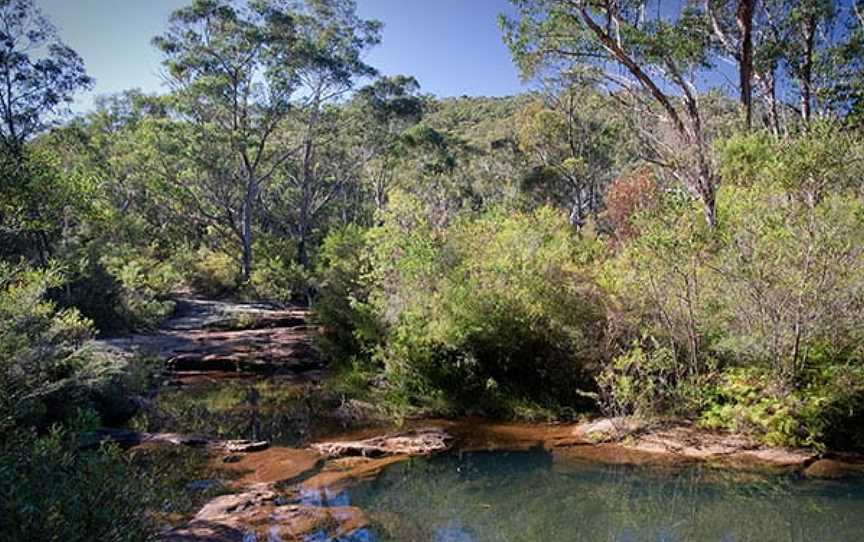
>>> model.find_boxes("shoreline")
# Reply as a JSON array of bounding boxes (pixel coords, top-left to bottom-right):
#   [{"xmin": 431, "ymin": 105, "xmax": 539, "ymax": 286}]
[{"xmin": 157, "ymin": 415, "xmax": 864, "ymax": 541}]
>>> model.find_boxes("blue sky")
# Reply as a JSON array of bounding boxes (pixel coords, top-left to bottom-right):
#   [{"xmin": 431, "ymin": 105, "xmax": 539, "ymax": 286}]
[{"xmin": 38, "ymin": 0, "xmax": 526, "ymax": 112}]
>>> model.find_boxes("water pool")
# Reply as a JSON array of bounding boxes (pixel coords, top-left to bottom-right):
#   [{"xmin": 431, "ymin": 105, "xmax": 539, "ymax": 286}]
[{"xmin": 309, "ymin": 448, "xmax": 864, "ymax": 542}]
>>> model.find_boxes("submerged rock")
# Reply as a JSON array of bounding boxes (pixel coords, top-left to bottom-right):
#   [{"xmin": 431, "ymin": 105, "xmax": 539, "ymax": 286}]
[
  {"xmin": 802, "ymin": 458, "xmax": 864, "ymax": 479},
  {"xmin": 160, "ymin": 484, "xmax": 369, "ymax": 542},
  {"xmin": 217, "ymin": 447, "xmax": 323, "ymax": 486}
]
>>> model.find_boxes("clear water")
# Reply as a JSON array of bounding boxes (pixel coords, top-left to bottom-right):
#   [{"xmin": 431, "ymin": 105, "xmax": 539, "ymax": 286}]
[{"xmin": 312, "ymin": 448, "xmax": 864, "ymax": 542}]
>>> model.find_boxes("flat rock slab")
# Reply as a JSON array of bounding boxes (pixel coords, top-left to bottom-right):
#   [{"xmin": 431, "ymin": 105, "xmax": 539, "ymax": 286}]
[
  {"xmin": 216, "ymin": 447, "xmax": 324, "ymax": 486},
  {"xmin": 570, "ymin": 418, "xmax": 818, "ymax": 469},
  {"xmin": 81, "ymin": 428, "xmax": 270, "ymax": 454},
  {"xmin": 93, "ymin": 298, "xmax": 321, "ymax": 379},
  {"xmin": 312, "ymin": 427, "xmax": 453, "ymax": 458},
  {"xmin": 162, "ymin": 299, "xmax": 307, "ymax": 332}
]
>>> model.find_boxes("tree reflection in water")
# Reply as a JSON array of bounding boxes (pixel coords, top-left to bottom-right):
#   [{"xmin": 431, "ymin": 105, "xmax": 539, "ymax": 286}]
[{"xmin": 337, "ymin": 448, "xmax": 864, "ymax": 542}]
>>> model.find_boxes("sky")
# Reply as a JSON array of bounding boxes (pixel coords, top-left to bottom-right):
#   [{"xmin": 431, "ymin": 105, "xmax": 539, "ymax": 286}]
[{"xmin": 38, "ymin": 0, "xmax": 527, "ymax": 113}]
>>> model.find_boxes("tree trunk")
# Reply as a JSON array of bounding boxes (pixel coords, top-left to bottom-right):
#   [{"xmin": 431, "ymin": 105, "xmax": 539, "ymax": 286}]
[
  {"xmin": 737, "ymin": 0, "xmax": 756, "ymax": 129},
  {"xmin": 241, "ymin": 182, "xmax": 255, "ymax": 282},
  {"xmin": 800, "ymin": 15, "xmax": 816, "ymax": 123}
]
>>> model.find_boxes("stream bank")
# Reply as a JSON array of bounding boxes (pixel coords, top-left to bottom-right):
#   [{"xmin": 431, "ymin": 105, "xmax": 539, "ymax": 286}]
[{"xmin": 95, "ymin": 298, "xmax": 864, "ymax": 541}]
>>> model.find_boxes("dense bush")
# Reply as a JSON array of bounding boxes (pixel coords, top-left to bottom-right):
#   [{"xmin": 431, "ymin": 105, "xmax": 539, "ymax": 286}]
[
  {"xmin": 364, "ymin": 194, "xmax": 606, "ymax": 416},
  {"xmin": 0, "ymin": 263, "xmax": 163, "ymax": 540},
  {"xmin": 249, "ymin": 255, "xmax": 308, "ymax": 306},
  {"xmin": 596, "ymin": 126, "xmax": 864, "ymax": 447},
  {"xmin": 601, "ymin": 191, "xmax": 723, "ymax": 409},
  {"xmin": 173, "ymin": 245, "xmax": 239, "ymax": 296},
  {"xmin": 0, "ymin": 264, "xmax": 94, "ymax": 433},
  {"xmin": 0, "ymin": 427, "xmax": 154, "ymax": 541},
  {"xmin": 100, "ymin": 245, "xmax": 179, "ymax": 331},
  {"xmin": 597, "ymin": 340, "xmax": 714, "ymax": 419},
  {"xmin": 1, "ymin": 262, "xmax": 163, "ymax": 430},
  {"xmin": 313, "ymin": 224, "xmax": 381, "ymax": 365},
  {"xmin": 700, "ymin": 365, "xmax": 864, "ymax": 449}
]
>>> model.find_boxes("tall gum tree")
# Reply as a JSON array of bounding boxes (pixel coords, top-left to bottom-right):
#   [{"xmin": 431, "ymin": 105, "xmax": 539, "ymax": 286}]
[
  {"xmin": 153, "ymin": 0, "xmax": 301, "ymax": 281},
  {"xmin": 0, "ymin": 0, "xmax": 92, "ymax": 264},
  {"xmin": 503, "ymin": 0, "xmax": 722, "ymax": 227},
  {"xmin": 269, "ymin": 0, "xmax": 381, "ymax": 268}
]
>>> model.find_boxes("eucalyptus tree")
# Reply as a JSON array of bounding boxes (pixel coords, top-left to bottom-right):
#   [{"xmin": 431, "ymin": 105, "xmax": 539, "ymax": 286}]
[
  {"xmin": 705, "ymin": 0, "xmax": 758, "ymax": 129},
  {"xmin": 0, "ymin": 0, "xmax": 92, "ymax": 155},
  {"xmin": 354, "ymin": 75, "xmax": 424, "ymax": 214},
  {"xmin": 503, "ymin": 0, "xmax": 722, "ymax": 226},
  {"xmin": 0, "ymin": 0, "xmax": 91, "ymax": 264},
  {"xmin": 269, "ymin": 0, "xmax": 381, "ymax": 268},
  {"xmin": 517, "ymin": 81, "xmax": 619, "ymax": 226},
  {"xmin": 153, "ymin": 0, "xmax": 301, "ymax": 280},
  {"xmin": 708, "ymin": 0, "xmax": 864, "ymax": 132}
]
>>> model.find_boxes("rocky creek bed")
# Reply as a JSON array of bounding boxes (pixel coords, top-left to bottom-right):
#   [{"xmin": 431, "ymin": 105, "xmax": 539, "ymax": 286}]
[{"xmin": 93, "ymin": 298, "xmax": 864, "ymax": 541}]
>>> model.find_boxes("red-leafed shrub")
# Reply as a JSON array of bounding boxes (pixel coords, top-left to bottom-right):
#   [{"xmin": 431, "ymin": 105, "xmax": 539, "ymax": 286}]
[{"xmin": 603, "ymin": 168, "xmax": 660, "ymax": 243}]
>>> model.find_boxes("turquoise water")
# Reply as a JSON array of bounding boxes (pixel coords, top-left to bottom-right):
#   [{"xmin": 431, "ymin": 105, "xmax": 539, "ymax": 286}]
[{"xmin": 310, "ymin": 448, "xmax": 864, "ymax": 542}]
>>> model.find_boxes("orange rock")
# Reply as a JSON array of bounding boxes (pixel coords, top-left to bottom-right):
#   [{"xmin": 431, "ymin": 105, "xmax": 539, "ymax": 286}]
[{"xmin": 215, "ymin": 447, "xmax": 323, "ymax": 486}]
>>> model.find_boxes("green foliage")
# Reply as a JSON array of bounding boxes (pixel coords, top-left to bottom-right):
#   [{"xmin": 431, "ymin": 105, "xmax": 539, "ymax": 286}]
[
  {"xmin": 597, "ymin": 340, "xmax": 714, "ymax": 419},
  {"xmin": 700, "ymin": 365, "xmax": 864, "ymax": 449},
  {"xmin": 249, "ymin": 256, "xmax": 308, "ymax": 306},
  {"xmin": 173, "ymin": 246, "xmax": 239, "ymax": 297},
  {"xmin": 718, "ymin": 122, "xmax": 864, "ymax": 196},
  {"xmin": 247, "ymin": 236, "xmax": 308, "ymax": 305},
  {"xmin": 0, "ymin": 428, "xmax": 153, "ymax": 542},
  {"xmin": 313, "ymin": 224, "xmax": 381, "ymax": 365},
  {"xmin": 603, "ymin": 191, "xmax": 722, "ymax": 371},
  {"xmin": 366, "ymin": 195, "xmax": 605, "ymax": 416},
  {"xmin": 599, "ymin": 125, "xmax": 864, "ymax": 447},
  {"xmin": 0, "ymin": 263, "xmax": 93, "ymax": 433},
  {"xmin": 100, "ymin": 245, "xmax": 179, "ymax": 331}
]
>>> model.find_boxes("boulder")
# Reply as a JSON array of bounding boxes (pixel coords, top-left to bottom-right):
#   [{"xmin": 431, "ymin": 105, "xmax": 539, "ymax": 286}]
[{"xmin": 573, "ymin": 417, "xmax": 645, "ymax": 442}]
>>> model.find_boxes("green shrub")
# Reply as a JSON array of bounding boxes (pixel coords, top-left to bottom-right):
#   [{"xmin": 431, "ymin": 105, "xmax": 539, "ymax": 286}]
[
  {"xmin": 0, "ymin": 263, "xmax": 94, "ymax": 433},
  {"xmin": 700, "ymin": 365, "xmax": 864, "ymax": 449},
  {"xmin": 58, "ymin": 242, "xmax": 179, "ymax": 334},
  {"xmin": 602, "ymin": 192, "xmax": 723, "ymax": 376},
  {"xmin": 173, "ymin": 245, "xmax": 238, "ymax": 296},
  {"xmin": 0, "ymin": 428, "xmax": 154, "ymax": 541},
  {"xmin": 100, "ymin": 245, "xmax": 179, "ymax": 331},
  {"xmin": 366, "ymin": 195, "xmax": 605, "ymax": 416},
  {"xmin": 313, "ymin": 224, "xmax": 381, "ymax": 366},
  {"xmin": 710, "ymin": 184, "xmax": 864, "ymax": 388},
  {"xmin": 248, "ymin": 255, "xmax": 308, "ymax": 306},
  {"xmin": 597, "ymin": 340, "xmax": 715, "ymax": 419}
]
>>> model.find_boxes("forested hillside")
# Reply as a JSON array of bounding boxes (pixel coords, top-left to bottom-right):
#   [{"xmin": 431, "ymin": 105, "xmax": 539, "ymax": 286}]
[{"xmin": 3, "ymin": 0, "xmax": 864, "ymax": 538}]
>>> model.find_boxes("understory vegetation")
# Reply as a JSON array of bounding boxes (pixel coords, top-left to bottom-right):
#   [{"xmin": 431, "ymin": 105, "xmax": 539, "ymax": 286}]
[
  {"xmin": 317, "ymin": 127, "xmax": 864, "ymax": 450},
  {"xmin": 3, "ymin": 0, "xmax": 864, "ymax": 536}
]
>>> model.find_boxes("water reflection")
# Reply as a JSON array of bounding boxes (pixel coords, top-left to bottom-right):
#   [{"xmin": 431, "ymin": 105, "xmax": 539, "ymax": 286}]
[{"xmin": 332, "ymin": 448, "xmax": 864, "ymax": 542}]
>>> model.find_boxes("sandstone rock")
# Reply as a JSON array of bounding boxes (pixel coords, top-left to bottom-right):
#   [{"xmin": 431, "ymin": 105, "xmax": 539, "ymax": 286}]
[
  {"xmin": 573, "ymin": 417, "xmax": 645, "ymax": 442},
  {"xmin": 222, "ymin": 440, "xmax": 270, "ymax": 453},
  {"xmin": 312, "ymin": 427, "xmax": 453, "ymax": 458},
  {"xmin": 216, "ymin": 447, "xmax": 323, "ymax": 485},
  {"xmin": 802, "ymin": 458, "xmax": 864, "ymax": 478},
  {"xmin": 160, "ymin": 485, "xmax": 369, "ymax": 542}
]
